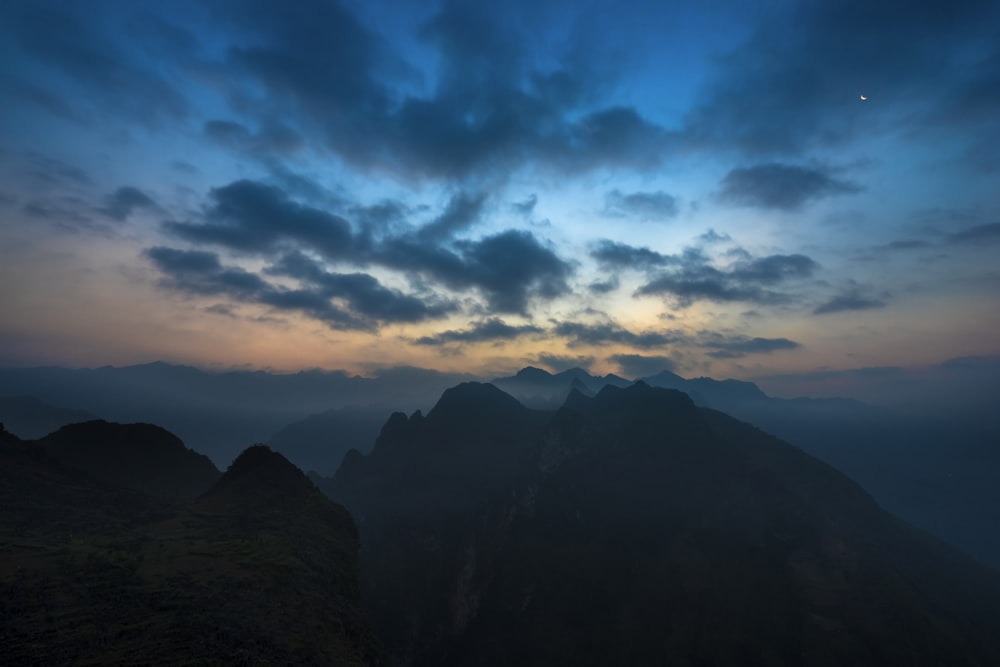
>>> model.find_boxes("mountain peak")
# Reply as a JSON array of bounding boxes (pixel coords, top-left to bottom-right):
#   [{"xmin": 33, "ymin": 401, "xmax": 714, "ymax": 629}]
[
  {"xmin": 514, "ymin": 366, "xmax": 552, "ymax": 380},
  {"xmin": 200, "ymin": 444, "xmax": 313, "ymax": 508},
  {"xmin": 428, "ymin": 382, "xmax": 525, "ymax": 421}
]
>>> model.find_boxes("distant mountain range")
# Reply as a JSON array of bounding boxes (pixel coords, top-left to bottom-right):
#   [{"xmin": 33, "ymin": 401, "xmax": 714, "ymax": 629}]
[{"xmin": 329, "ymin": 381, "xmax": 1000, "ymax": 666}]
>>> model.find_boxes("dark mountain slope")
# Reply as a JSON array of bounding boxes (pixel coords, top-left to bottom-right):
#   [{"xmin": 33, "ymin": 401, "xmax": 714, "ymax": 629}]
[
  {"xmin": 330, "ymin": 382, "xmax": 1000, "ymax": 666},
  {"xmin": 34, "ymin": 420, "xmax": 220, "ymax": 500},
  {"xmin": 0, "ymin": 441, "xmax": 382, "ymax": 665}
]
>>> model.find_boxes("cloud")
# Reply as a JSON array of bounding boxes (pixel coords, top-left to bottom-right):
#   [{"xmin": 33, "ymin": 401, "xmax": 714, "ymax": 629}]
[
  {"xmin": 380, "ymin": 229, "xmax": 573, "ymax": 314},
  {"xmin": 590, "ymin": 240, "xmax": 677, "ymax": 271},
  {"xmin": 588, "ymin": 276, "xmax": 620, "ymax": 294},
  {"xmin": 417, "ymin": 191, "xmax": 488, "ymax": 241},
  {"xmin": 608, "ymin": 353, "xmax": 677, "ymax": 378},
  {"xmin": 163, "ymin": 179, "xmax": 572, "ymax": 315},
  {"xmin": 99, "ymin": 186, "xmax": 156, "ymax": 221},
  {"xmin": 718, "ymin": 163, "xmax": 861, "ymax": 210},
  {"xmin": 414, "ymin": 318, "xmax": 543, "ymax": 346},
  {"xmin": 145, "ymin": 246, "xmax": 453, "ymax": 329},
  {"xmin": 553, "ymin": 321, "xmax": 677, "ymax": 350},
  {"xmin": 700, "ymin": 335, "xmax": 801, "ymax": 359},
  {"xmin": 637, "ymin": 252, "xmax": 818, "ymax": 306},
  {"xmin": 164, "ymin": 179, "xmax": 356, "ymax": 259},
  {"xmin": 813, "ymin": 285, "xmax": 888, "ymax": 315},
  {"xmin": 603, "ymin": 189, "xmax": 678, "ymax": 221},
  {"xmin": 267, "ymin": 252, "xmax": 457, "ymax": 323},
  {"xmin": 205, "ymin": 0, "xmax": 670, "ymax": 180},
  {"xmin": 947, "ymin": 223, "xmax": 1000, "ymax": 244}
]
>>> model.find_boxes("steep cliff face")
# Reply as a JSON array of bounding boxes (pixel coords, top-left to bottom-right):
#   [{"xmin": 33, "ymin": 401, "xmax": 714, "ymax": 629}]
[{"xmin": 331, "ymin": 382, "xmax": 1000, "ymax": 666}]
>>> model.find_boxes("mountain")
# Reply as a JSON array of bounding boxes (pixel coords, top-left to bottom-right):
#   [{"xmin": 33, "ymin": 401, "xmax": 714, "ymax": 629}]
[
  {"xmin": 0, "ymin": 394, "xmax": 98, "ymax": 439},
  {"xmin": 34, "ymin": 420, "xmax": 221, "ymax": 500},
  {"xmin": 267, "ymin": 405, "xmax": 393, "ymax": 475},
  {"xmin": 0, "ymin": 441, "xmax": 383, "ymax": 665},
  {"xmin": 329, "ymin": 382, "xmax": 1000, "ymax": 666}
]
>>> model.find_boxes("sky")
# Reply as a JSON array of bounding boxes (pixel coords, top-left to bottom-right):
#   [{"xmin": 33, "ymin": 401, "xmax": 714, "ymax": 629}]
[{"xmin": 1, "ymin": 0, "xmax": 998, "ymax": 395}]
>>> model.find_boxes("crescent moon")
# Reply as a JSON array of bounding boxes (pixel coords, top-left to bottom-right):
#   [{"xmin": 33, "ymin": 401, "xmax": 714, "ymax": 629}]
[{"xmin": 860, "ymin": 95, "xmax": 867, "ymax": 101}]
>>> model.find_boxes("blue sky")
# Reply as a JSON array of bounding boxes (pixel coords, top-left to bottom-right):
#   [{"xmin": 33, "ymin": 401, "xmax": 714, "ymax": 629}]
[{"xmin": 1, "ymin": 0, "xmax": 998, "ymax": 393}]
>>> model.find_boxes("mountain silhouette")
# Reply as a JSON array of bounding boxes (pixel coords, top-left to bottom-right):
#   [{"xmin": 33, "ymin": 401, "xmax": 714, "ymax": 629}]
[
  {"xmin": 34, "ymin": 419, "xmax": 220, "ymax": 500},
  {"xmin": 329, "ymin": 381, "xmax": 1000, "ymax": 666},
  {"xmin": 0, "ymin": 440, "xmax": 383, "ymax": 665}
]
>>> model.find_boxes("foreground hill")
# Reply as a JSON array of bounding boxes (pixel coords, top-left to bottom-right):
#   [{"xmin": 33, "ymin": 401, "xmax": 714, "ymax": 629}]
[
  {"xmin": 0, "ymin": 440, "xmax": 382, "ymax": 665},
  {"xmin": 34, "ymin": 420, "xmax": 221, "ymax": 500},
  {"xmin": 331, "ymin": 382, "xmax": 1000, "ymax": 666}
]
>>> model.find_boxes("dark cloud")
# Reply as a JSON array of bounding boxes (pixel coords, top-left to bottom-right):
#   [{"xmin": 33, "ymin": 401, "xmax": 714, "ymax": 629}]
[
  {"xmin": 588, "ymin": 276, "xmax": 620, "ymax": 294},
  {"xmin": 417, "ymin": 191, "xmax": 488, "ymax": 241},
  {"xmin": 553, "ymin": 321, "xmax": 677, "ymax": 350},
  {"xmin": 603, "ymin": 189, "xmax": 678, "ymax": 221},
  {"xmin": 590, "ymin": 240, "xmax": 677, "ymax": 271},
  {"xmin": 267, "ymin": 252, "xmax": 456, "ymax": 323},
  {"xmin": 144, "ymin": 246, "xmax": 454, "ymax": 330},
  {"xmin": 381, "ymin": 229, "xmax": 573, "ymax": 314},
  {"xmin": 684, "ymin": 0, "xmax": 1000, "ymax": 156},
  {"xmin": 638, "ymin": 252, "xmax": 818, "ymax": 306},
  {"xmin": 701, "ymin": 335, "xmax": 800, "ymax": 359},
  {"xmin": 718, "ymin": 163, "xmax": 860, "ymax": 210},
  {"xmin": 947, "ymin": 223, "xmax": 1000, "ymax": 244},
  {"xmin": 99, "ymin": 186, "xmax": 155, "ymax": 221},
  {"xmin": 608, "ymin": 353, "xmax": 677, "ymax": 378},
  {"xmin": 164, "ymin": 180, "xmax": 356, "ymax": 259},
  {"xmin": 414, "ymin": 318, "xmax": 543, "ymax": 346},
  {"xmin": 730, "ymin": 254, "xmax": 818, "ymax": 285},
  {"xmin": 813, "ymin": 286, "xmax": 887, "ymax": 315},
  {"xmin": 698, "ymin": 229, "xmax": 732, "ymax": 244},
  {"xmin": 163, "ymin": 179, "xmax": 572, "ymax": 314}
]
